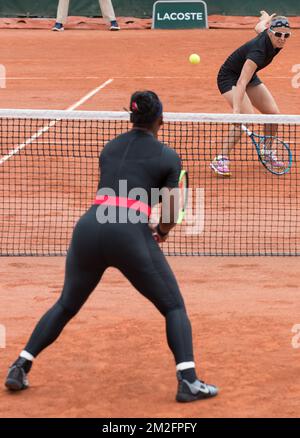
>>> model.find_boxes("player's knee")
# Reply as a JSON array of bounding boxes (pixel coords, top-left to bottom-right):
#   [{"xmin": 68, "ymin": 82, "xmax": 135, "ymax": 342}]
[
  {"xmin": 164, "ymin": 304, "xmax": 186, "ymax": 318},
  {"xmin": 241, "ymin": 106, "xmax": 255, "ymax": 115},
  {"xmin": 263, "ymin": 106, "xmax": 280, "ymax": 115},
  {"xmin": 57, "ymin": 297, "xmax": 78, "ymax": 319}
]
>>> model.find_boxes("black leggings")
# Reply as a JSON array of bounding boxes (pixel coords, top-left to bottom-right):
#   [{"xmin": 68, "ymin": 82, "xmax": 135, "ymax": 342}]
[{"xmin": 25, "ymin": 206, "xmax": 194, "ymax": 365}]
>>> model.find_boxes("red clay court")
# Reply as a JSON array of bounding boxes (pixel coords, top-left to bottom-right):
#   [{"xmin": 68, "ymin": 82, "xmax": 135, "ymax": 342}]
[{"xmin": 0, "ymin": 19, "xmax": 300, "ymax": 418}]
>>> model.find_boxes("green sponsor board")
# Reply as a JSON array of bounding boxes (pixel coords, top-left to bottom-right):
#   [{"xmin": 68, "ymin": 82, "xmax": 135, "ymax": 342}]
[{"xmin": 152, "ymin": 1, "xmax": 208, "ymax": 29}]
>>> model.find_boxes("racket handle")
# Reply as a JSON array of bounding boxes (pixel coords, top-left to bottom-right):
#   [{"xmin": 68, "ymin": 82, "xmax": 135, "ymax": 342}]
[
  {"xmin": 153, "ymin": 233, "xmax": 159, "ymax": 242},
  {"xmin": 241, "ymin": 124, "xmax": 252, "ymax": 136}
]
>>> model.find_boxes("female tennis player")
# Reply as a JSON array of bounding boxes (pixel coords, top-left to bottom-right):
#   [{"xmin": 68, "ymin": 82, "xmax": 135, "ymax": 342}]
[
  {"xmin": 5, "ymin": 91, "xmax": 218, "ymax": 403},
  {"xmin": 210, "ymin": 11, "xmax": 291, "ymax": 176}
]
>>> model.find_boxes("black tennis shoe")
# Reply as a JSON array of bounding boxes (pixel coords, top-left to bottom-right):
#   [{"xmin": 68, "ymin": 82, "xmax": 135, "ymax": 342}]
[
  {"xmin": 5, "ymin": 358, "xmax": 31, "ymax": 391},
  {"xmin": 176, "ymin": 371, "xmax": 218, "ymax": 402}
]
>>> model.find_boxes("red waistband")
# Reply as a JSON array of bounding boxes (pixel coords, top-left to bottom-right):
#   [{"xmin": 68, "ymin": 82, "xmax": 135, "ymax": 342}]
[{"xmin": 94, "ymin": 195, "xmax": 151, "ymax": 217}]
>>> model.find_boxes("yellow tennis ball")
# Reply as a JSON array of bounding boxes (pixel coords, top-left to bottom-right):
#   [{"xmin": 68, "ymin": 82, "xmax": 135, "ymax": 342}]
[{"xmin": 189, "ymin": 53, "xmax": 200, "ymax": 65}]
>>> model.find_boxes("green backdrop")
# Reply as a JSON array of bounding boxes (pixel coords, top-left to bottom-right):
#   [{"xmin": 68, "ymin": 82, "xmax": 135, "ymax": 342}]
[{"xmin": 0, "ymin": 0, "xmax": 299, "ymax": 18}]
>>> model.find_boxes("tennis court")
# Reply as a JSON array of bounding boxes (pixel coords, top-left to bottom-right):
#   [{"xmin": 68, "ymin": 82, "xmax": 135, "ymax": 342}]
[{"xmin": 1, "ymin": 22, "xmax": 300, "ymax": 418}]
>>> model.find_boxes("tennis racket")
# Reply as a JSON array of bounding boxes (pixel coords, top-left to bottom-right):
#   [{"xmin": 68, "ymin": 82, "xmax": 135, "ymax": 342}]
[
  {"xmin": 151, "ymin": 169, "xmax": 188, "ymax": 242},
  {"xmin": 241, "ymin": 124, "xmax": 292, "ymax": 175},
  {"xmin": 177, "ymin": 169, "xmax": 189, "ymax": 224}
]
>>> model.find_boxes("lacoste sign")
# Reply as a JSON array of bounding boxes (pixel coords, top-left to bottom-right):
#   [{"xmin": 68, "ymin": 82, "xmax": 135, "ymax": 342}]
[{"xmin": 152, "ymin": 1, "xmax": 208, "ymax": 29}]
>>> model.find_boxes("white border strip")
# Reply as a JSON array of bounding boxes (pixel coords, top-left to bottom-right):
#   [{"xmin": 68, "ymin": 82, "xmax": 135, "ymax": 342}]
[{"xmin": 0, "ymin": 109, "xmax": 299, "ymax": 124}]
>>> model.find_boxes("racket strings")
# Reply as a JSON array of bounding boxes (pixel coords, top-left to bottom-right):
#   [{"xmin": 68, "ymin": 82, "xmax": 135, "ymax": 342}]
[{"xmin": 259, "ymin": 137, "xmax": 289, "ymax": 170}]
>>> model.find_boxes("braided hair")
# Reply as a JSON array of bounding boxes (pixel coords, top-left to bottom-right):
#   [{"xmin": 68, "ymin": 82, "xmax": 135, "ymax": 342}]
[{"xmin": 129, "ymin": 91, "xmax": 163, "ymax": 127}]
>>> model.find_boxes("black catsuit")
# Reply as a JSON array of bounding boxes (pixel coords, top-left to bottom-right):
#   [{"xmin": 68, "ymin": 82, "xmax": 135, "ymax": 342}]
[{"xmin": 24, "ymin": 128, "xmax": 195, "ymax": 366}]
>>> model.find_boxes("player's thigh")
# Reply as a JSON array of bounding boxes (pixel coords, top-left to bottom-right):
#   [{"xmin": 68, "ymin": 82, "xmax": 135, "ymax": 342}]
[
  {"xmin": 61, "ymin": 245, "xmax": 106, "ymax": 313},
  {"xmin": 116, "ymin": 230, "xmax": 185, "ymax": 315},
  {"xmin": 60, "ymin": 255, "xmax": 106, "ymax": 315},
  {"xmin": 222, "ymin": 87, "xmax": 255, "ymax": 114},
  {"xmin": 247, "ymin": 83, "xmax": 280, "ymax": 114},
  {"xmin": 61, "ymin": 209, "xmax": 107, "ymax": 312}
]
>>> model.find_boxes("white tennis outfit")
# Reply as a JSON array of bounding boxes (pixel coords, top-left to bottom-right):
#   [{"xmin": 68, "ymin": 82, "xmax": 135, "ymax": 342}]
[{"xmin": 56, "ymin": 0, "xmax": 117, "ymax": 24}]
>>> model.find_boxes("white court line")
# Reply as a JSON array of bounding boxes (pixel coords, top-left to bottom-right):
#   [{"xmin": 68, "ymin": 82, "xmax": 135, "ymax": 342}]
[
  {"xmin": 0, "ymin": 78, "xmax": 113, "ymax": 165},
  {"xmin": 2, "ymin": 76, "xmax": 106, "ymax": 80},
  {"xmin": 3, "ymin": 76, "xmax": 198, "ymax": 80},
  {"xmin": 116, "ymin": 75, "xmax": 294, "ymax": 80},
  {"xmin": 67, "ymin": 78, "xmax": 113, "ymax": 110},
  {"xmin": 1, "ymin": 75, "xmax": 294, "ymax": 80}
]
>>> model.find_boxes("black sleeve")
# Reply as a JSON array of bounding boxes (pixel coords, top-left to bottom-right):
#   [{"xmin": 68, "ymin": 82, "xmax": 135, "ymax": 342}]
[
  {"xmin": 246, "ymin": 48, "xmax": 266, "ymax": 69},
  {"xmin": 160, "ymin": 146, "xmax": 182, "ymax": 189}
]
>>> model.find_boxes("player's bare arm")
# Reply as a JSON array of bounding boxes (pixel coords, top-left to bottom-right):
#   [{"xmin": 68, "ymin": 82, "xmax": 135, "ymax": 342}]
[{"xmin": 255, "ymin": 10, "xmax": 276, "ymax": 34}]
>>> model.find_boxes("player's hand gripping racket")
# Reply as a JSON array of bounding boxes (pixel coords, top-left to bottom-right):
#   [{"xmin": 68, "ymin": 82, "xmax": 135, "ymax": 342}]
[
  {"xmin": 152, "ymin": 170, "xmax": 189, "ymax": 242},
  {"xmin": 241, "ymin": 124, "xmax": 292, "ymax": 175}
]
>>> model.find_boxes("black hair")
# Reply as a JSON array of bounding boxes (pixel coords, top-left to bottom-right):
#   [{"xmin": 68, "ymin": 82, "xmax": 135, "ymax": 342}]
[{"xmin": 129, "ymin": 91, "xmax": 163, "ymax": 126}]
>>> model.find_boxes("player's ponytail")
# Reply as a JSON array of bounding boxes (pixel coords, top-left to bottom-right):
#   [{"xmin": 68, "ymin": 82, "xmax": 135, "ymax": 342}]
[{"xmin": 129, "ymin": 91, "xmax": 163, "ymax": 126}]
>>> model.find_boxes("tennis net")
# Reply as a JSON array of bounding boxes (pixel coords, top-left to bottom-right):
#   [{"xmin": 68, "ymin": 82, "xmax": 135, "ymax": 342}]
[{"xmin": 0, "ymin": 109, "xmax": 299, "ymax": 256}]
